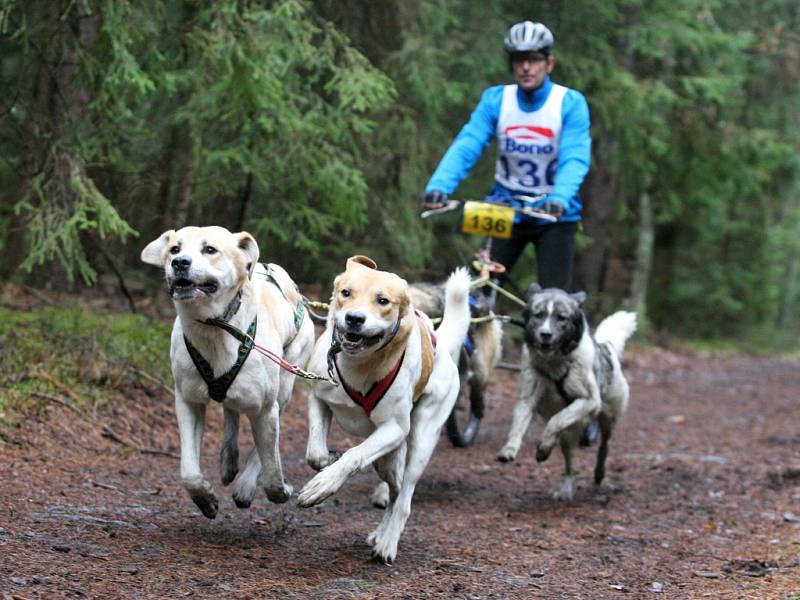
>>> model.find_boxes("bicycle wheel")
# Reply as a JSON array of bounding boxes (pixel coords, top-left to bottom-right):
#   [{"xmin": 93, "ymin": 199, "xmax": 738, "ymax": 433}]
[{"xmin": 445, "ymin": 346, "xmax": 485, "ymax": 447}]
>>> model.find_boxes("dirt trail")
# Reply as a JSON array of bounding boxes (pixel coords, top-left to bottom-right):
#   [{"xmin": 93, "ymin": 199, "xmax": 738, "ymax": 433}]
[{"xmin": 1, "ymin": 347, "xmax": 799, "ymax": 599}]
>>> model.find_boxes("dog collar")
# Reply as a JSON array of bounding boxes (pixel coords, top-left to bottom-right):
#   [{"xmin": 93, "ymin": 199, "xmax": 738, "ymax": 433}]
[
  {"xmin": 333, "ymin": 351, "xmax": 405, "ymax": 417},
  {"xmin": 376, "ymin": 317, "xmax": 402, "ymax": 351},
  {"xmin": 326, "ymin": 327, "xmax": 343, "ymax": 383},
  {"xmin": 219, "ymin": 289, "xmax": 243, "ymax": 322}
]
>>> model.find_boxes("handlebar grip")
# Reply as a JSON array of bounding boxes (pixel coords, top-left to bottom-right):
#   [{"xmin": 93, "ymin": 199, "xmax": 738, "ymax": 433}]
[{"xmin": 420, "ymin": 200, "xmax": 462, "ymax": 219}]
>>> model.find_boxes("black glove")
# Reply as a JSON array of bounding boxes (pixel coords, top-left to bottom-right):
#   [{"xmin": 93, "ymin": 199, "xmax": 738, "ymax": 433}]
[
  {"xmin": 542, "ymin": 198, "xmax": 566, "ymax": 218},
  {"xmin": 421, "ymin": 190, "xmax": 448, "ymax": 208}
]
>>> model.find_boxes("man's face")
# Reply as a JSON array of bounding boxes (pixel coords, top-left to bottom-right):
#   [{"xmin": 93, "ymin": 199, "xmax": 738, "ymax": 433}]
[{"xmin": 511, "ymin": 52, "xmax": 555, "ymax": 92}]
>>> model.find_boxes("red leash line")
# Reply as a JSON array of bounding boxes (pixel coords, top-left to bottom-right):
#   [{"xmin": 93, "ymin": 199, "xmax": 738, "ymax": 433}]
[
  {"xmin": 250, "ymin": 339, "xmax": 337, "ymax": 384},
  {"xmin": 201, "ymin": 315, "xmax": 337, "ymax": 384}
]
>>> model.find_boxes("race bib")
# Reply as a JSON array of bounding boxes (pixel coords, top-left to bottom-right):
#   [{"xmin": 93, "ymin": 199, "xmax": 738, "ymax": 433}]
[{"xmin": 461, "ymin": 201, "xmax": 514, "ymax": 239}]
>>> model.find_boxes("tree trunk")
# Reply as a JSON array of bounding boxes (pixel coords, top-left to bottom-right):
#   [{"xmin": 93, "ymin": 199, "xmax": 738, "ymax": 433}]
[
  {"xmin": 235, "ymin": 173, "xmax": 254, "ymax": 231},
  {"xmin": 628, "ymin": 187, "xmax": 654, "ymax": 328},
  {"xmin": 156, "ymin": 126, "xmax": 179, "ymax": 232},
  {"xmin": 0, "ymin": 211, "xmax": 29, "ymax": 279},
  {"xmin": 6, "ymin": 1, "xmax": 100, "ymax": 286},
  {"xmin": 172, "ymin": 127, "xmax": 195, "ymax": 226},
  {"xmin": 574, "ymin": 133, "xmax": 619, "ymax": 296},
  {"xmin": 780, "ymin": 241, "xmax": 799, "ymax": 329}
]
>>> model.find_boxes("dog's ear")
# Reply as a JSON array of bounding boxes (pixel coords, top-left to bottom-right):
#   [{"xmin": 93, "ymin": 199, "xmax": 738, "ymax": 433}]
[
  {"xmin": 331, "ymin": 272, "xmax": 345, "ymax": 307},
  {"xmin": 236, "ymin": 232, "xmax": 260, "ymax": 278},
  {"xmin": 346, "ymin": 255, "xmax": 377, "ymax": 270},
  {"xmin": 521, "ymin": 304, "xmax": 531, "ymax": 322},
  {"xmin": 141, "ymin": 230, "xmax": 175, "ymax": 267},
  {"xmin": 526, "ymin": 282, "xmax": 543, "ymax": 300},
  {"xmin": 562, "ymin": 310, "xmax": 586, "ymax": 353},
  {"xmin": 570, "ymin": 291, "xmax": 587, "ymax": 306}
]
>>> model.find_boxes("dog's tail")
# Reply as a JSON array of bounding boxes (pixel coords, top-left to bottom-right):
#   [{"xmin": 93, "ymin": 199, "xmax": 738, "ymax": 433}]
[
  {"xmin": 595, "ymin": 311, "xmax": 637, "ymax": 357},
  {"xmin": 435, "ymin": 267, "xmax": 472, "ymax": 366}
]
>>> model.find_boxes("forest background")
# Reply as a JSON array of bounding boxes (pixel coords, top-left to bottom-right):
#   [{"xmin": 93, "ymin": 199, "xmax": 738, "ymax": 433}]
[{"xmin": 1, "ymin": 0, "xmax": 799, "ymax": 344}]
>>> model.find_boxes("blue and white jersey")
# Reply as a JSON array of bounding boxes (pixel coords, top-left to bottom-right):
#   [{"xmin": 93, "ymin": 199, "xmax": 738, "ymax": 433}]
[
  {"xmin": 425, "ymin": 76, "xmax": 591, "ymax": 223},
  {"xmin": 495, "ymin": 83, "xmax": 566, "ymax": 195}
]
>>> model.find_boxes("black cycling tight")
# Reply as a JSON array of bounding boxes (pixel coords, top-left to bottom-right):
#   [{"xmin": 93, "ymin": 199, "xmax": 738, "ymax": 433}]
[{"xmin": 488, "ymin": 221, "xmax": 577, "ymax": 291}]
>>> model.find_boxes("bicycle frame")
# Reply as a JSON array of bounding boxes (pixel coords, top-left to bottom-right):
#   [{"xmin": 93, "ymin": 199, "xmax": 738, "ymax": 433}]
[{"xmin": 418, "ymin": 194, "xmax": 539, "ymax": 447}]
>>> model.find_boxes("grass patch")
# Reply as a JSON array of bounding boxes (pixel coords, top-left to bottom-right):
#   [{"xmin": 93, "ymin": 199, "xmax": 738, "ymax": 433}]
[
  {"xmin": 652, "ymin": 324, "xmax": 800, "ymax": 357},
  {"xmin": 0, "ymin": 305, "xmax": 173, "ymax": 425},
  {"xmin": 672, "ymin": 338, "xmax": 800, "ymax": 357}
]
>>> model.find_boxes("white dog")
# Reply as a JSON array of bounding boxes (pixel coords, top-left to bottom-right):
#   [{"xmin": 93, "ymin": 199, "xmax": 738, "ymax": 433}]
[
  {"xmin": 497, "ymin": 284, "xmax": 636, "ymax": 501},
  {"xmin": 141, "ymin": 226, "xmax": 314, "ymax": 518},
  {"xmin": 297, "ymin": 256, "xmax": 470, "ymax": 564}
]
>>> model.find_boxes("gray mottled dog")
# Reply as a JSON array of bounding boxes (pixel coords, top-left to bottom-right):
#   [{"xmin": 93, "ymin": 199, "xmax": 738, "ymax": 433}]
[{"xmin": 497, "ymin": 284, "xmax": 636, "ymax": 500}]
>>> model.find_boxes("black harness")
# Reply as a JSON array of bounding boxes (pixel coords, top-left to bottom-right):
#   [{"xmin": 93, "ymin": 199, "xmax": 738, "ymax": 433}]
[
  {"xmin": 534, "ymin": 340, "xmax": 614, "ymax": 406},
  {"xmin": 185, "ymin": 315, "xmax": 257, "ymax": 402},
  {"xmin": 184, "ymin": 264, "xmax": 305, "ymax": 402},
  {"xmin": 535, "ymin": 365, "xmax": 573, "ymax": 405}
]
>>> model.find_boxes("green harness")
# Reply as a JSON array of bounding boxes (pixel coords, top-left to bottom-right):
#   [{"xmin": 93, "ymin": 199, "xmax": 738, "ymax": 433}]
[
  {"xmin": 262, "ymin": 263, "xmax": 306, "ymax": 335},
  {"xmin": 183, "ymin": 264, "xmax": 305, "ymax": 403}
]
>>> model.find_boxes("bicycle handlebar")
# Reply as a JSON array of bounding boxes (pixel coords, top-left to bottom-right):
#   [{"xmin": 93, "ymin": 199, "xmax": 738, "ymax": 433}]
[
  {"xmin": 419, "ymin": 200, "xmax": 463, "ymax": 219},
  {"xmin": 507, "ymin": 194, "xmax": 560, "ymax": 222},
  {"xmin": 420, "ymin": 195, "xmax": 559, "ymax": 222}
]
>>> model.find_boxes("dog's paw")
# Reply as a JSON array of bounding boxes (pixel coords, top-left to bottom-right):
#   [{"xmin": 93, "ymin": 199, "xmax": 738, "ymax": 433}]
[
  {"xmin": 370, "ymin": 482, "xmax": 390, "ymax": 509},
  {"xmin": 297, "ymin": 468, "xmax": 343, "ymax": 508},
  {"xmin": 184, "ymin": 477, "xmax": 219, "ymax": 519},
  {"xmin": 233, "ymin": 495, "xmax": 252, "ymax": 509},
  {"xmin": 265, "ymin": 481, "xmax": 293, "ymax": 504},
  {"xmin": 232, "ymin": 473, "xmax": 258, "ymax": 509},
  {"xmin": 594, "ymin": 464, "xmax": 605, "ymax": 485},
  {"xmin": 219, "ymin": 446, "xmax": 239, "ymax": 486},
  {"xmin": 307, "ymin": 450, "xmax": 342, "ymax": 472},
  {"xmin": 553, "ymin": 488, "xmax": 574, "ymax": 502},
  {"xmin": 535, "ymin": 442, "xmax": 552, "ymax": 463},
  {"xmin": 370, "ymin": 550, "xmax": 394, "ymax": 566},
  {"xmin": 366, "ymin": 528, "xmax": 379, "ymax": 546},
  {"xmin": 553, "ymin": 477, "xmax": 575, "ymax": 501},
  {"xmin": 369, "ymin": 532, "xmax": 399, "ymax": 566},
  {"xmin": 497, "ymin": 446, "xmax": 518, "ymax": 463}
]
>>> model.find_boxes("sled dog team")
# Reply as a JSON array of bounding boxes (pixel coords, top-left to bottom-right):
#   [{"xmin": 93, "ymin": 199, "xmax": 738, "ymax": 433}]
[{"xmin": 141, "ymin": 225, "xmax": 636, "ymax": 564}]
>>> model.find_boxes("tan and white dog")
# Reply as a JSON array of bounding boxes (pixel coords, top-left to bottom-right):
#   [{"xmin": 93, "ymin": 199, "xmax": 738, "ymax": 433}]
[
  {"xmin": 297, "ymin": 256, "xmax": 471, "ymax": 564},
  {"xmin": 141, "ymin": 226, "xmax": 314, "ymax": 518}
]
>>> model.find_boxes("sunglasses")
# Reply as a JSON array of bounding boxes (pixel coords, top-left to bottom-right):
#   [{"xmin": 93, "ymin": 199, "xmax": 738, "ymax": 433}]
[{"xmin": 510, "ymin": 52, "xmax": 549, "ymax": 64}]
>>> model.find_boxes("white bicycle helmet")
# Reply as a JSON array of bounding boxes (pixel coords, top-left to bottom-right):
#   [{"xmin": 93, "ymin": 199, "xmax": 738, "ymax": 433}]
[{"xmin": 504, "ymin": 21, "xmax": 554, "ymax": 54}]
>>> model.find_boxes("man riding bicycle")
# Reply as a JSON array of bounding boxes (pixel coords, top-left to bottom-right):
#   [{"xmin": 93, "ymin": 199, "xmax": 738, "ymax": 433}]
[
  {"xmin": 422, "ymin": 20, "xmax": 596, "ymax": 444},
  {"xmin": 422, "ymin": 20, "xmax": 591, "ymax": 293}
]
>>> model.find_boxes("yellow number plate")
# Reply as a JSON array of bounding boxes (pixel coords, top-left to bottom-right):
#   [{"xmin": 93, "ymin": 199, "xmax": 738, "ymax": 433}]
[{"xmin": 461, "ymin": 201, "xmax": 514, "ymax": 239}]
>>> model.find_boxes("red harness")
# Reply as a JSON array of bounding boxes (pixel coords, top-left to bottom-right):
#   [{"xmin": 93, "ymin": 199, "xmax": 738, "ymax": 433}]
[
  {"xmin": 334, "ymin": 351, "xmax": 405, "ymax": 417},
  {"xmin": 334, "ymin": 311, "xmax": 436, "ymax": 417}
]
